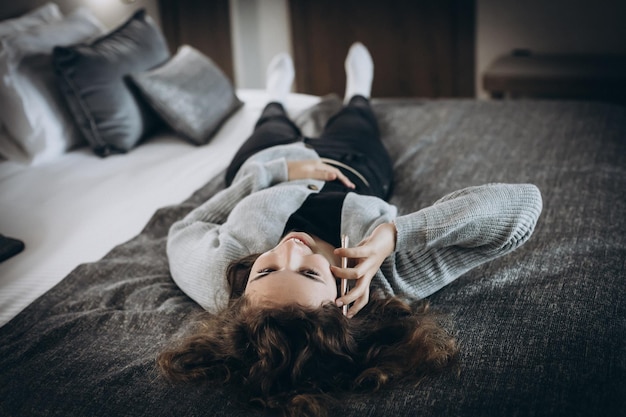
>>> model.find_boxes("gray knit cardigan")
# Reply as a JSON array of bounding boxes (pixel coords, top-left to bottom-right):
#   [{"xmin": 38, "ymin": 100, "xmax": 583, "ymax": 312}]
[{"xmin": 167, "ymin": 143, "xmax": 543, "ymax": 313}]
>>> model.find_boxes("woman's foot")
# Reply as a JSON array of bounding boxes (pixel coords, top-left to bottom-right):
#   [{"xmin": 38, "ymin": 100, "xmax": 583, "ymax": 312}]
[
  {"xmin": 266, "ymin": 53, "xmax": 294, "ymax": 104},
  {"xmin": 344, "ymin": 42, "xmax": 373, "ymax": 103}
]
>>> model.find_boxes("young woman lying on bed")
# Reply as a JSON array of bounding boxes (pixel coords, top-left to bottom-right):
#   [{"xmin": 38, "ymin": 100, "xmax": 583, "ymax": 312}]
[{"xmin": 158, "ymin": 43, "xmax": 543, "ymax": 417}]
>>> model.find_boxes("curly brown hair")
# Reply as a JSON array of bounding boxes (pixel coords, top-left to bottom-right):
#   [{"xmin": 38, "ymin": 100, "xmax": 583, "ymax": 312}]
[{"xmin": 158, "ymin": 255, "xmax": 459, "ymax": 417}]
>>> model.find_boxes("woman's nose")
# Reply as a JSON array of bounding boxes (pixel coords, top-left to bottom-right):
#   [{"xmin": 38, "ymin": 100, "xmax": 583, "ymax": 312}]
[{"xmin": 278, "ymin": 240, "xmax": 310, "ymax": 269}]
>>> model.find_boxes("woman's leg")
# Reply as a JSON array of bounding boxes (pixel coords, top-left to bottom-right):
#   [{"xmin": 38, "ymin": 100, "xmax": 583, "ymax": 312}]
[
  {"xmin": 225, "ymin": 54, "xmax": 299, "ymax": 186},
  {"xmin": 309, "ymin": 43, "xmax": 393, "ymax": 199},
  {"xmin": 320, "ymin": 95, "xmax": 379, "ymax": 141},
  {"xmin": 309, "ymin": 95, "xmax": 393, "ymax": 199},
  {"xmin": 225, "ymin": 102, "xmax": 302, "ymax": 186}
]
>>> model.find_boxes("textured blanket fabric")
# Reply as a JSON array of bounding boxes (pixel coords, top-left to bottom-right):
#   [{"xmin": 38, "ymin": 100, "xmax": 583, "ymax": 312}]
[{"xmin": 1, "ymin": 98, "xmax": 624, "ymax": 417}]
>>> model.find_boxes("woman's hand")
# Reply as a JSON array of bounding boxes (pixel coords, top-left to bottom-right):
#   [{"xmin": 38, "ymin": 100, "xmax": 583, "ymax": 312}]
[
  {"xmin": 287, "ymin": 160, "xmax": 355, "ymax": 189},
  {"xmin": 331, "ymin": 222, "xmax": 397, "ymax": 317}
]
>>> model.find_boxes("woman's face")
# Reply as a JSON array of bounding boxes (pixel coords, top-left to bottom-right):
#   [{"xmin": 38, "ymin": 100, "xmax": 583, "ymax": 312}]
[{"xmin": 245, "ymin": 232, "xmax": 339, "ymax": 307}]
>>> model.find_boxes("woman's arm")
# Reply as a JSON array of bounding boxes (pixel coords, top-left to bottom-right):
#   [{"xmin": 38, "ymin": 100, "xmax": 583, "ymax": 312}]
[
  {"xmin": 389, "ymin": 183, "xmax": 543, "ymax": 299},
  {"xmin": 334, "ymin": 183, "xmax": 542, "ymax": 313},
  {"xmin": 166, "ymin": 157, "xmax": 290, "ymax": 312}
]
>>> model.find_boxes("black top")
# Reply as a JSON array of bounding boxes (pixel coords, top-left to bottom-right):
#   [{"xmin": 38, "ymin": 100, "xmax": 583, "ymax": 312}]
[{"xmin": 282, "ymin": 190, "xmax": 347, "ymax": 248}]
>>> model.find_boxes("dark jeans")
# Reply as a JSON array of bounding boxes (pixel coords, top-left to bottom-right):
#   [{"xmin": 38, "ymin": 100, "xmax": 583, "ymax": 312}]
[{"xmin": 225, "ymin": 95, "xmax": 393, "ymax": 200}]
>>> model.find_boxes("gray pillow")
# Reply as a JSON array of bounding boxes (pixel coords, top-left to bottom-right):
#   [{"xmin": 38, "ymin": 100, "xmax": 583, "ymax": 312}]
[
  {"xmin": 130, "ymin": 45, "xmax": 243, "ymax": 145},
  {"xmin": 53, "ymin": 9, "xmax": 170, "ymax": 156}
]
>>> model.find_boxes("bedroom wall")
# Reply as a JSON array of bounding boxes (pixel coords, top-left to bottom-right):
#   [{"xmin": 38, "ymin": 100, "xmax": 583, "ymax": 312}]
[
  {"xmin": 229, "ymin": 0, "xmax": 475, "ymax": 97},
  {"xmin": 3, "ymin": 0, "xmax": 625, "ymax": 98},
  {"xmin": 0, "ymin": 0, "xmax": 160, "ymax": 29},
  {"xmin": 227, "ymin": 0, "xmax": 626, "ymax": 97},
  {"xmin": 229, "ymin": 0, "xmax": 292, "ymax": 90},
  {"xmin": 476, "ymin": 0, "xmax": 626, "ymax": 98}
]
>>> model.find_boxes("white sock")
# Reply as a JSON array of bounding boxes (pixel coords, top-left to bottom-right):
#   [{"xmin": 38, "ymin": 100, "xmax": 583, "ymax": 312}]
[
  {"xmin": 266, "ymin": 53, "xmax": 294, "ymax": 104},
  {"xmin": 344, "ymin": 42, "xmax": 373, "ymax": 103}
]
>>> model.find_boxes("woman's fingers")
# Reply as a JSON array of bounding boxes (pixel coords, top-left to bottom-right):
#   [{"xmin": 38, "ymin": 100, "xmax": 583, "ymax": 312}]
[
  {"xmin": 330, "ymin": 263, "xmax": 371, "ymax": 280},
  {"xmin": 331, "ymin": 265, "xmax": 355, "ymax": 280},
  {"xmin": 315, "ymin": 164, "xmax": 355, "ymax": 189},
  {"xmin": 340, "ymin": 279, "xmax": 368, "ymax": 304},
  {"xmin": 346, "ymin": 292, "xmax": 370, "ymax": 318},
  {"xmin": 331, "ymin": 168, "xmax": 355, "ymax": 189},
  {"xmin": 334, "ymin": 245, "xmax": 373, "ymax": 260},
  {"xmin": 288, "ymin": 160, "xmax": 355, "ymax": 188},
  {"xmin": 334, "ymin": 276, "xmax": 371, "ymax": 318}
]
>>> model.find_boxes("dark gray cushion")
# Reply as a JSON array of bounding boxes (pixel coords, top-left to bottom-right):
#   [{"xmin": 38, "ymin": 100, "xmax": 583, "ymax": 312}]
[
  {"xmin": 53, "ymin": 9, "xmax": 169, "ymax": 156},
  {"xmin": 130, "ymin": 45, "xmax": 243, "ymax": 145}
]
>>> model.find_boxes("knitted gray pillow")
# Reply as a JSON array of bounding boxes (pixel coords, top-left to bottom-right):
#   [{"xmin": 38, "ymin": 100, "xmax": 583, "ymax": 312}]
[
  {"xmin": 53, "ymin": 9, "xmax": 170, "ymax": 156},
  {"xmin": 130, "ymin": 45, "xmax": 243, "ymax": 145}
]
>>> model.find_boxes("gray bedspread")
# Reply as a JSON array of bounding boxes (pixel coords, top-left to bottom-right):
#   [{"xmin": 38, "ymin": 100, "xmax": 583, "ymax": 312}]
[{"xmin": 1, "ymin": 98, "xmax": 625, "ymax": 417}]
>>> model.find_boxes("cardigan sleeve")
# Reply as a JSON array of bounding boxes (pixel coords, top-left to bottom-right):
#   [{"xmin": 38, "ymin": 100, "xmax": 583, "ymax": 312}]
[
  {"xmin": 386, "ymin": 183, "xmax": 543, "ymax": 299},
  {"xmin": 166, "ymin": 157, "xmax": 288, "ymax": 312}
]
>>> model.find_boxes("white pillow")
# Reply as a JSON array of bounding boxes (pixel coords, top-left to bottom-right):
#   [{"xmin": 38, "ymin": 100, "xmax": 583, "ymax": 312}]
[
  {"xmin": 0, "ymin": 2, "xmax": 63, "ymax": 163},
  {"xmin": 0, "ymin": 3, "xmax": 62, "ymax": 39},
  {"xmin": 0, "ymin": 8, "xmax": 106, "ymax": 164}
]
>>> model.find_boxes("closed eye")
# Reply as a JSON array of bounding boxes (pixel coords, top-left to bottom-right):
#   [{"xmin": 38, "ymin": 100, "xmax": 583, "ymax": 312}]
[
  {"xmin": 252, "ymin": 268, "xmax": 324, "ymax": 282},
  {"xmin": 254, "ymin": 268, "xmax": 276, "ymax": 279},
  {"xmin": 300, "ymin": 269, "xmax": 320, "ymax": 278}
]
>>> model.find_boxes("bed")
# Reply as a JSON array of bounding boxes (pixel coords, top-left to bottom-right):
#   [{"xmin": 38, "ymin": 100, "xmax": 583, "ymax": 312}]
[{"xmin": 1, "ymin": 4, "xmax": 625, "ymax": 417}]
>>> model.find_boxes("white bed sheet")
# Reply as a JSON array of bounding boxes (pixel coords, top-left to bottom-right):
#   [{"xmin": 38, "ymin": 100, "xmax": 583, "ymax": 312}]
[{"xmin": 0, "ymin": 89, "xmax": 320, "ymax": 327}]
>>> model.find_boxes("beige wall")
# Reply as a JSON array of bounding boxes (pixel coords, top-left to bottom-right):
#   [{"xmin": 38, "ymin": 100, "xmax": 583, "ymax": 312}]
[{"xmin": 230, "ymin": 0, "xmax": 292, "ymax": 89}]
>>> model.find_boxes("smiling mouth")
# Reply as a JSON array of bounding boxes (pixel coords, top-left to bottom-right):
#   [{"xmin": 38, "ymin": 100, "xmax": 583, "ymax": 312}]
[{"xmin": 280, "ymin": 231, "xmax": 315, "ymax": 249}]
